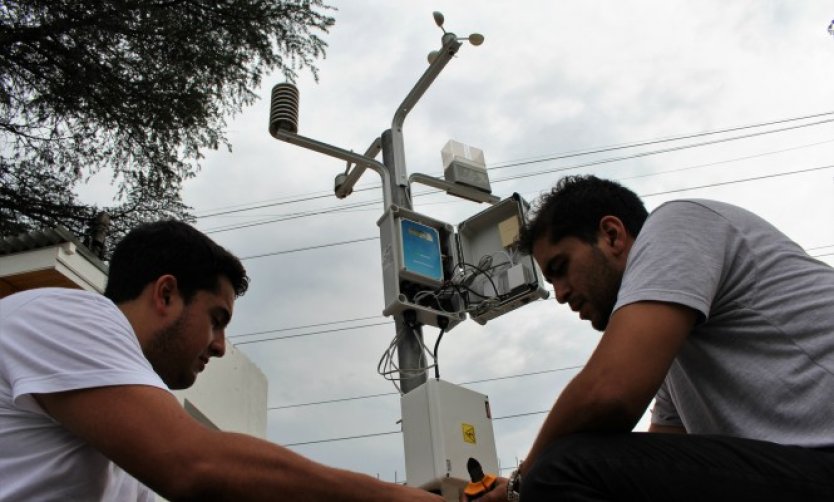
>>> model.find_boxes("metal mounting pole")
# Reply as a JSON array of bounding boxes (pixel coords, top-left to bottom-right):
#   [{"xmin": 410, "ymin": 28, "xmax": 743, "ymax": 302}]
[
  {"xmin": 385, "ymin": 34, "xmax": 462, "ymax": 395},
  {"xmin": 382, "ymin": 129, "xmax": 427, "ymax": 394},
  {"xmin": 270, "ymin": 29, "xmax": 472, "ymax": 396}
]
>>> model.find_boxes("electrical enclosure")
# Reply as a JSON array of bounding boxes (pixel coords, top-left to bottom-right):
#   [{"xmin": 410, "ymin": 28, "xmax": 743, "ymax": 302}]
[
  {"xmin": 401, "ymin": 379, "xmax": 498, "ymax": 492},
  {"xmin": 378, "ymin": 206, "xmax": 465, "ymax": 330},
  {"xmin": 456, "ymin": 193, "xmax": 550, "ymax": 324},
  {"xmin": 377, "ymin": 194, "xmax": 548, "ymax": 330}
]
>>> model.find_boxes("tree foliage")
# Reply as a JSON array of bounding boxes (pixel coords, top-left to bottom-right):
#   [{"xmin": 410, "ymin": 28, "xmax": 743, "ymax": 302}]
[{"xmin": 0, "ymin": 0, "xmax": 334, "ymax": 255}]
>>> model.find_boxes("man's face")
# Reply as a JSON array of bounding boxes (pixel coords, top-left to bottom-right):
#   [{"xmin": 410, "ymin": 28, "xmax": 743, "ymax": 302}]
[
  {"xmin": 146, "ymin": 277, "xmax": 235, "ymax": 389},
  {"xmin": 532, "ymin": 234, "xmax": 623, "ymax": 331}
]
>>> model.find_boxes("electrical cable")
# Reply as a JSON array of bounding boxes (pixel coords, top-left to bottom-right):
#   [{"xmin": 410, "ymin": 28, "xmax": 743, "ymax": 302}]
[
  {"xmin": 432, "ymin": 317, "xmax": 450, "ymax": 379},
  {"xmin": 233, "ymin": 320, "xmax": 392, "ymax": 345},
  {"xmin": 228, "ymin": 314, "xmax": 384, "ymax": 339},
  {"xmin": 377, "ymin": 320, "xmax": 438, "ymax": 393},
  {"xmin": 238, "ymin": 236, "xmax": 378, "ymax": 261},
  {"xmin": 224, "ymin": 156, "xmax": 834, "ymax": 267},
  {"xmin": 231, "ymin": 236, "xmax": 834, "ymax": 348},
  {"xmin": 432, "ymin": 328, "xmax": 445, "ymax": 379},
  {"xmin": 196, "ymin": 111, "xmax": 834, "ymax": 219},
  {"xmin": 639, "ymin": 164, "xmax": 834, "ymax": 198},
  {"xmin": 491, "ymin": 118, "xmax": 834, "ymax": 185},
  {"xmin": 268, "ymin": 365, "xmax": 584, "ymax": 410},
  {"xmin": 198, "ymin": 116, "xmax": 834, "ymax": 233},
  {"xmin": 282, "ymin": 430, "xmax": 401, "ymax": 448},
  {"xmin": 279, "ymin": 409, "xmax": 556, "ymax": 448}
]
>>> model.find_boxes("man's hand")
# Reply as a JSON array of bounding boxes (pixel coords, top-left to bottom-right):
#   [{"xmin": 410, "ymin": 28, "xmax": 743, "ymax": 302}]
[{"xmin": 460, "ymin": 476, "xmax": 509, "ymax": 502}]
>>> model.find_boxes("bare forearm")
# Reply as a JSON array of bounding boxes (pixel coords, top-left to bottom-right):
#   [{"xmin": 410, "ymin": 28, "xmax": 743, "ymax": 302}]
[
  {"xmin": 167, "ymin": 430, "xmax": 438, "ymax": 502},
  {"xmin": 522, "ymin": 302, "xmax": 695, "ymax": 474},
  {"xmin": 523, "ymin": 373, "xmax": 641, "ymax": 474}
]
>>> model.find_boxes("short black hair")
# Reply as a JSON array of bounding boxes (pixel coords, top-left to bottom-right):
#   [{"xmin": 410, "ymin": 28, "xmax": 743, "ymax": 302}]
[
  {"xmin": 520, "ymin": 175, "xmax": 648, "ymax": 253},
  {"xmin": 104, "ymin": 220, "xmax": 249, "ymax": 304}
]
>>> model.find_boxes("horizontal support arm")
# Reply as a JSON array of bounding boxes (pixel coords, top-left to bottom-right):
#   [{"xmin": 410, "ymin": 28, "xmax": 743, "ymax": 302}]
[
  {"xmin": 409, "ymin": 173, "xmax": 499, "ymax": 204},
  {"xmin": 273, "ymin": 129, "xmax": 392, "ymax": 209}
]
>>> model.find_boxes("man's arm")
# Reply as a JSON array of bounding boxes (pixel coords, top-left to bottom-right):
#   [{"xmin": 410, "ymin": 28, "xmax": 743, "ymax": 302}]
[
  {"xmin": 35, "ymin": 385, "xmax": 441, "ymax": 501},
  {"xmin": 523, "ymin": 300, "xmax": 696, "ymax": 473}
]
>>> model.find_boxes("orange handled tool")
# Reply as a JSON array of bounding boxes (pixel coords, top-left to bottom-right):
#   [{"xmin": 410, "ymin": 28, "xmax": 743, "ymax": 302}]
[{"xmin": 463, "ymin": 457, "xmax": 498, "ymax": 500}]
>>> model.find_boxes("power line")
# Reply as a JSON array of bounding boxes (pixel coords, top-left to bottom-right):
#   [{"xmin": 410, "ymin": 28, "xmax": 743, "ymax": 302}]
[
  {"xmin": 238, "ymin": 236, "xmax": 378, "ymax": 261},
  {"xmin": 223, "ymin": 166, "xmax": 834, "ymax": 270},
  {"xmin": 204, "ymin": 198, "xmax": 381, "ymax": 234},
  {"xmin": 618, "ymin": 139, "xmax": 834, "ymax": 182},
  {"xmin": 229, "ymin": 314, "xmax": 384, "ymax": 339},
  {"xmin": 235, "ymin": 231, "xmax": 834, "ymax": 348},
  {"xmin": 280, "ymin": 408, "xmax": 553, "ymax": 448},
  {"xmin": 233, "ymin": 320, "xmax": 393, "ymax": 345},
  {"xmin": 196, "ymin": 111, "xmax": 834, "ymax": 219},
  {"xmin": 202, "ymin": 119, "xmax": 834, "ymax": 234},
  {"xmin": 639, "ymin": 164, "xmax": 834, "ymax": 198},
  {"xmin": 487, "ymin": 111, "xmax": 834, "ymax": 172},
  {"xmin": 283, "ymin": 430, "xmax": 400, "ymax": 448},
  {"xmin": 268, "ymin": 365, "xmax": 582, "ymax": 410},
  {"xmin": 491, "ymin": 118, "xmax": 834, "ymax": 184}
]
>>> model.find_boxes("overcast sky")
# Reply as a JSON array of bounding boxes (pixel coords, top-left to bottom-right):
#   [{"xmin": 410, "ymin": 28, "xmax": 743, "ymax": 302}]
[{"xmin": 86, "ymin": 1, "xmax": 834, "ymax": 483}]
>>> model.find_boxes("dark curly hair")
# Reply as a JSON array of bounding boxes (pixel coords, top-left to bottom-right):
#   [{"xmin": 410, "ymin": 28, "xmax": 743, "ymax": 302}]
[
  {"xmin": 519, "ymin": 175, "xmax": 648, "ymax": 253},
  {"xmin": 104, "ymin": 220, "xmax": 249, "ymax": 304}
]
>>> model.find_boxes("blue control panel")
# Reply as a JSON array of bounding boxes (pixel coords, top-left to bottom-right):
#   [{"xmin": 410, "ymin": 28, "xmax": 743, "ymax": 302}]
[{"xmin": 400, "ymin": 218, "xmax": 443, "ymax": 283}]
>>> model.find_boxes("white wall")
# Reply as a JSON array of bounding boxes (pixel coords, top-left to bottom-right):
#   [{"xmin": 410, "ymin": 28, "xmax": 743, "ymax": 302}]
[{"xmin": 173, "ymin": 342, "xmax": 268, "ymax": 438}]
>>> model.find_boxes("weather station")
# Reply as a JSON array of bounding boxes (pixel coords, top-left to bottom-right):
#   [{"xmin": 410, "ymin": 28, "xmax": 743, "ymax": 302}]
[{"xmin": 268, "ymin": 12, "xmax": 548, "ymax": 501}]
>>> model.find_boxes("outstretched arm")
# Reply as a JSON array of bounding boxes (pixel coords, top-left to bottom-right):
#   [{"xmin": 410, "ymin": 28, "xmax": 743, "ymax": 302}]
[{"xmin": 35, "ymin": 385, "xmax": 440, "ymax": 501}]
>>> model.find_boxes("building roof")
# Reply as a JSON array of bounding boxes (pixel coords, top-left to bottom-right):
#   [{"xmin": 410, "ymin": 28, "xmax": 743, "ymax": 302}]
[{"xmin": 0, "ymin": 226, "xmax": 108, "ymax": 273}]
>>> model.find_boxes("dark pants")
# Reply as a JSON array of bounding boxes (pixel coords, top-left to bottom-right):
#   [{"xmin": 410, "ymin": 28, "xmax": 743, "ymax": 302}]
[{"xmin": 522, "ymin": 432, "xmax": 834, "ymax": 501}]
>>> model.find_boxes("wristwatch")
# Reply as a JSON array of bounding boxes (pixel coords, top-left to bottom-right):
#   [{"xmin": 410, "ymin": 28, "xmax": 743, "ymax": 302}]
[{"xmin": 507, "ymin": 463, "xmax": 522, "ymax": 501}]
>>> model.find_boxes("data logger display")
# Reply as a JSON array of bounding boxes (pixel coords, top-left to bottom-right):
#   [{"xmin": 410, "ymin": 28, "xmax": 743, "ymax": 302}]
[{"xmin": 400, "ymin": 218, "xmax": 443, "ymax": 284}]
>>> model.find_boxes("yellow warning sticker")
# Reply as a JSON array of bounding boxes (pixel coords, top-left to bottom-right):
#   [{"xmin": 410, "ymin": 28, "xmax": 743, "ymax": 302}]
[{"xmin": 462, "ymin": 423, "xmax": 476, "ymax": 444}]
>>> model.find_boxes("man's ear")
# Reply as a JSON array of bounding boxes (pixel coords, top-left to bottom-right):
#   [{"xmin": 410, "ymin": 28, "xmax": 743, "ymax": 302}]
[
  {"xmin": 152, "ymin": 275, "xmax": 180, "ymax": 314},
  {"xmin": 598, "ymin": 215, "xmax": 629, "ymax": 256}
]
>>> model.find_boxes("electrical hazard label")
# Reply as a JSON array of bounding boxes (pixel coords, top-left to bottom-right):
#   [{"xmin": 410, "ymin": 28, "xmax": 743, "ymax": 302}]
[{"xmin": 462, "ymin": 423, "xmax": 476, "ymax": 444}]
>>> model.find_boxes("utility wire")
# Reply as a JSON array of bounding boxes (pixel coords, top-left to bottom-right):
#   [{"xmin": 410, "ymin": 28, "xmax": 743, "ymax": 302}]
[
  {"xmin": 487, "ymin": 111, "xmax": 834, "ymax": 172},
  {"xmin": 268, "ymin": 365, "xmax": 583, "ymax": 410},
  {"xmin": 283, "ymin": 430, "xmax": 400, "ymax": 448},
  {"xmin": 196, "ymin": 111, "xmax": 834, "ymax": 218},
  {"xmin": 202, "ymin": 119, "xmax": 834, "ymax": 234},
  {"xmin": 232, "ymin": 235, "xmax": 834, "ymax": 348},
  {"xmin": 229, "ymin": 314, "xmax": 384, "ymax": 339},
  {"xmin": 224, "ymin": 140, "xmax": 833, "ymax": 261},
  {"xmin": 238, "ymin": 236, "xmax": 378, "ymax": 261},
  {"xmin": 639, "ymin": 164, "xmax": 834, "ymax": 198},
  {"xmin": 281, "ymin": 408, "xmax": 555, "ymax": 448},
  {"xmin": 224, "ymin": 167, "xmax": 834, "ymax": 271},
  {"xmin": 491, "ymin": 118, "xmax": 834, "ymax": 184},
  {"xmin": 233, "ymin": 321, "xmax": 393, "ymax": 345}
]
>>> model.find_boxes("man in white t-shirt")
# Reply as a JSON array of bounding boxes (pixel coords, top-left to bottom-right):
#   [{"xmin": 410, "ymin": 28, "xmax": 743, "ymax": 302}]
[
  {"xmin": 0, "ymin": 220, "xmax": 441, "ymax": 501},
  {"xmin": 478, "ymin": 175, "xmax": 834, "ymax": 502}
]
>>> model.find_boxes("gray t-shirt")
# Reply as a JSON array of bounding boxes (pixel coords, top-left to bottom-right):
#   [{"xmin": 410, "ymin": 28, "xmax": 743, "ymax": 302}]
[{"xmin": 613, "ymin": 199, "xmax": 834, "ymax": 448}]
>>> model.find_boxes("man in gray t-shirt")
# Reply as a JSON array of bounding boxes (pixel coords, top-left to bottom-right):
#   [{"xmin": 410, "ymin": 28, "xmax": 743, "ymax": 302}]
[
  {"xmin": 621, "ymin": 198, "xmax": 834, "ymax": 447},
  {"xmin": 484, "ymin": 175, "xmax": 834, "ymax": 502}
]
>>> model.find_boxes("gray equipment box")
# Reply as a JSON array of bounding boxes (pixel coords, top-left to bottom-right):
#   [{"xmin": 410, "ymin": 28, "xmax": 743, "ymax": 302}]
[
  {"xmin": 457, "ymin": 193, "xmax": 549, "ymax": 325},
  {"xmin": 377, "ymin": 193, "xmax": 548, "ymax": 330},
  {"xmin": 401, "ymin": 379, "xmax": 499, "ymax": 493}
]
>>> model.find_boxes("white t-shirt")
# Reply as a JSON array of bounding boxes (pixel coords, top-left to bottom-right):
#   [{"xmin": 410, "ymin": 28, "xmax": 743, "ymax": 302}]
[
  {"xmin": 614, "ymin": 200, "xmax": 834, "ymax": 447},
  {"xmin": 0, "ymin": 288, "xmax": 168, "ymax": 501}
]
